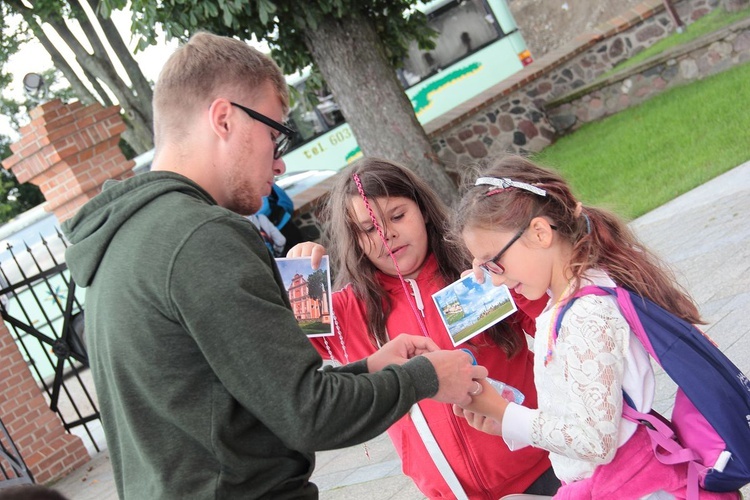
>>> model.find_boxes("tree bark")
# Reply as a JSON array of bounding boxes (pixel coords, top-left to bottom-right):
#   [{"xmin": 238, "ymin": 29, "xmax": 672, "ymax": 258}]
[
  {"xmin": 84, "ymin": 0, "xmax": 153, "ymax": 122},
  {"xmin": 302, "ymin": 10, "xmax": 458, "ymax": 205},
  {"xmin": 22, "ymin": 16, "xmax": 100, "ymax": 106},
  {"xmin": 46, "ymin": 16, "xmax": 153, "ymax": 152}
]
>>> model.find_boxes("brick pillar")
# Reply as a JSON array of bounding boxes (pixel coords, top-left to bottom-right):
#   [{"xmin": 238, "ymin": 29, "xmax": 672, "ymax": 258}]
[
  {"xmin": 1, "ymin": 99, "xmax": 135, "ymax": 223},
  {"xmin": 0, "ymin": 321, "xmax": 89, "ymax": 484}
]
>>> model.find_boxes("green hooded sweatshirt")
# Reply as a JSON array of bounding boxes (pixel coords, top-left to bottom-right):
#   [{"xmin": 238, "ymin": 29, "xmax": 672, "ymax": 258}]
[{"xmin": 62, "ymin": 171, "xmax": 438, "ymax": 499}]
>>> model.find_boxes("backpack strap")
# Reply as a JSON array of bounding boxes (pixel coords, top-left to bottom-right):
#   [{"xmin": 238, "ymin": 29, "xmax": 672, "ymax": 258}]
[{"xmin": 621, "ymin": 405, "xmax": 701, "ymax": 500}]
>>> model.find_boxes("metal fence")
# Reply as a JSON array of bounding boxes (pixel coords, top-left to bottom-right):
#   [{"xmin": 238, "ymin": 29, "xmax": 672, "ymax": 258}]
[
  {"xmin": 0, "ymin": 228, "xmax": 100, "ymax": 456},
  {"xmin": 0, "ymin": 417, "xmax": 34, "ymax": 488}
]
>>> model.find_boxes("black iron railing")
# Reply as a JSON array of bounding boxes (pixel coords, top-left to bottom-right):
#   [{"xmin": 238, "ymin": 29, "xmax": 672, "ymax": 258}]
[
  {"xmin": 0, "ymin": 228, "xmax": 100, "ymax": 454},
  {"xmin": 0, "ymin": 417, "xmax": 34, "ymax": 488}
]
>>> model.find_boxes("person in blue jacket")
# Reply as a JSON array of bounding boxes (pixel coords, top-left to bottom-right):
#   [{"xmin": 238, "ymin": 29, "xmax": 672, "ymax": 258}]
[{"xmin": 256, "ymin": 183, "xmax": 305, "ymax": 254}]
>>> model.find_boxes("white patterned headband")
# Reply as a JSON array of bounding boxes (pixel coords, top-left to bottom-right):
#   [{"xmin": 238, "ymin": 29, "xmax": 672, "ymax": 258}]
[{"xmin": 475, "ymin": 177, "xmax": 547, "ymax": 197}]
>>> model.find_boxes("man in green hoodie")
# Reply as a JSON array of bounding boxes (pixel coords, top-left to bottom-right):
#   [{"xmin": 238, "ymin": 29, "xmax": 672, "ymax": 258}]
[{"xmin": 61, "ymin": 32, "xmax": 486, "ymax": 499}]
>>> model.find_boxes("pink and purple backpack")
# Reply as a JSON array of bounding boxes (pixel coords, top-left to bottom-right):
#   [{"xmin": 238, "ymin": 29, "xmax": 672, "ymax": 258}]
[{"xmin": 553, "ymin": 286, "xmax": 750, "ymax": 497}]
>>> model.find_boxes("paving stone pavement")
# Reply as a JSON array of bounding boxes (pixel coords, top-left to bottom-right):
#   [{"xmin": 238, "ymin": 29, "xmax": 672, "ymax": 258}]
[{"xmin": 48, "ymin": 160, "xmax": 750, "ymax": 499}]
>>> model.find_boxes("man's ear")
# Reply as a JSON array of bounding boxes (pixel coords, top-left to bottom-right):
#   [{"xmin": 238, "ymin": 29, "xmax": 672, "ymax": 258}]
[
  {"xmin": 207, "ymin": 99, "xmax": 233, "ymax": 140},
  {"xmin": 529, "ymin": 216, "xmax": 555, "ymax": 249}
]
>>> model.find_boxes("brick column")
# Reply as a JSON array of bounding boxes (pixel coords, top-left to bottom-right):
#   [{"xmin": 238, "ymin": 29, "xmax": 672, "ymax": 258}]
[
  {"xmin": 1, "ymin": 99, "xmax": 135, "ymax": 223},
  {"xmin": 0, "ymin": 321, "xmax": 89, "ymax": 484}
]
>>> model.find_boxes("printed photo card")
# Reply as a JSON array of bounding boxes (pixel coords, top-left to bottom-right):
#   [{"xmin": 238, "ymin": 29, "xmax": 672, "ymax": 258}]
[
  {"xmin": 432, "ymin": 271, "xmax": 517, "ymax": 346},
  {"xmin": 275, "ymin": 256, "xmax": 334, "ymax": 337}
]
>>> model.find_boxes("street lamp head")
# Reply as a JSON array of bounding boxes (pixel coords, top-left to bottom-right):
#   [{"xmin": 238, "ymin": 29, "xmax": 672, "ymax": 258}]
[{"xmin": 22, "ymin": 73, "xmax": 47, "ymax": 100}]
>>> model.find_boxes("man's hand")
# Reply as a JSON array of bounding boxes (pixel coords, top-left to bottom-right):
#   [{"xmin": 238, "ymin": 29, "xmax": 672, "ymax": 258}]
[
  {"xmin": 452, "ymin": 406, "xmax": 504, "ymax": 436},
  {"xmin": 421, "ymin": 350, "xmax": 488, "ymax": 406},
  {"xmin": 367, "ymin": 334, "xmax": 440, "ymax": 372},
  {"xmin": 286, "ymin": 242, "xmax": 327, "ymax": 269}
]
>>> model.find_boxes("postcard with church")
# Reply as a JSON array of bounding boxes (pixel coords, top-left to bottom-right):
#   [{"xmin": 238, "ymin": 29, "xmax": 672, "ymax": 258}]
[{"xmin": 275, "ymin": 256, "xmax": 334, "ymax": 337}]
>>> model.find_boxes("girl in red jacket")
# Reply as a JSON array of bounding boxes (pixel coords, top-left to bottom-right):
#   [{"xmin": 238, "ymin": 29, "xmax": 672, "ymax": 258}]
[{"xmin": 289, "ymin": 157, "xmax": 560, "ymax": 499}]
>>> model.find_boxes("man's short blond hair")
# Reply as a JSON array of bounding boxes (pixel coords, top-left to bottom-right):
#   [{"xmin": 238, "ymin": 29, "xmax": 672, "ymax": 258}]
[{"xmin": 153, "ymin": 31, "xmax": 289, "ymax": 144}]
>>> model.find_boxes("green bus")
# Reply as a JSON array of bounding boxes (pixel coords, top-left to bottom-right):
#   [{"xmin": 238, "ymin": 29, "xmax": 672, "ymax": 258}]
[{"xmin": 282, "ymin": 0, "xmax": 533, "ymax": 174}]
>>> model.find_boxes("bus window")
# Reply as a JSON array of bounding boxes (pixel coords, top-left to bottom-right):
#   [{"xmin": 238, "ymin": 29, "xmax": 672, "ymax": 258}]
[
  {"xmin": 401, "ymin": 0, "xmax": 503, "ymax": 85},
  {"xmin": 287, "ymin": 83, "xmax": 346, "ymax": 149},
  {"xmin": 316, "ymin": 95, "xmax": 344, "ymax": 128},
  {"xmin": 289, "ymin": 103, "xmax": 325, "ymax": 144}
]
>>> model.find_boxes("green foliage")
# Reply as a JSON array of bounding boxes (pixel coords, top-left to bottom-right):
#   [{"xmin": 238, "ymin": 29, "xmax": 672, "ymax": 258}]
[
  {"xmin": 103, "ymin": 0, "xmax": 435, "ymax": 76},
  {"xmin": 306, "ymin": 268, "xmax": 329, "ymax": 302},
  {"xmin": 0, "ymin": 3, "xmax": 31, "ymax": 90},
  {"xmin": 534, "ymin": 60, "xmax": 750, "ymax": 220},
  {"xmin": 0, "ymin": 137, "xmax": 46, "ymax": 222}
]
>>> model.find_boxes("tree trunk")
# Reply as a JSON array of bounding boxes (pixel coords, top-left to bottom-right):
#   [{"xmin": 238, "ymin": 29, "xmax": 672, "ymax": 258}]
[
  {"xmin": 302, "ymin": 10, "xmax": 458, "ymax": 205},
  {"xmin": 90, "ymin": 1, "xmax": 154, "ymax": 122},
  {"xmin": 24, "ymin": 17, "xmax": 100, "ymax": 106},
  {"xmin": 47, "ymin": 17, "xmax": 153, "ymax": 152}
]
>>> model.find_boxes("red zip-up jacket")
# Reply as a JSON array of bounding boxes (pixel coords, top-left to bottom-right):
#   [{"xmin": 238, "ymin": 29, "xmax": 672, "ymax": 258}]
[{"xmin": 310, "ymin": 255, "xmax": 552, "ymax": 499}]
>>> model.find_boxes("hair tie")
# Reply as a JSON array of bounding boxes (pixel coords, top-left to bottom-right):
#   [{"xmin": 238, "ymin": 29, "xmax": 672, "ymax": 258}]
[
  {"xmin": 485, "ymin": 188, "xmax": 507, "ymax": 196},
  {"xmin": 475, "ymin": 177, "xmax": 547, "ymax": 197},
  {"xmin": 572, "ymin": 202, "xmax": 591, "ymax": 234}
]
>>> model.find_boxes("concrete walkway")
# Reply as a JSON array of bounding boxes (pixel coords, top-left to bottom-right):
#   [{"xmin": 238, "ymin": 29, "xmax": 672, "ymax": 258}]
[{"xmin": 50, "ymin": 161, "xmax": 750, "ymax": 499}]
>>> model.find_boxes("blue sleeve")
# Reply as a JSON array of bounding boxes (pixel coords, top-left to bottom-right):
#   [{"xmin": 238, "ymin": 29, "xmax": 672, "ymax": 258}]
[{"xmin": 257, "ymin": 196, "xmax": 271, "ymax": 217}]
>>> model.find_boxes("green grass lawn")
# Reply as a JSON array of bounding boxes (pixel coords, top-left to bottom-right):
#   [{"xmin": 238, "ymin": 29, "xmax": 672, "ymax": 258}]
[
  {"xmin": 533, "ymin": 59, "xmax": 750, "ymax": 220},
  {"xmin": 599, "ymin": 6, "xmax": 750, "ymax": 79},
  {"xmin": 451, "ymin": 300, "xmax": 515, "ymax": 343}
]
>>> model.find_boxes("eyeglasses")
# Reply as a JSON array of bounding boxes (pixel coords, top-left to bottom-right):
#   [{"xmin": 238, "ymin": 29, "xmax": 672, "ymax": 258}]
[
  {"xmin": 230, "ymin": 102, "xmax": 294, "ymax": 159},
  {"xmin": 479, "ymin": 221, "xmax": 558, "ymax": 276},
  {"xmin": 479, "ymin": 226, "xmax": 527, "ymax": 276}
]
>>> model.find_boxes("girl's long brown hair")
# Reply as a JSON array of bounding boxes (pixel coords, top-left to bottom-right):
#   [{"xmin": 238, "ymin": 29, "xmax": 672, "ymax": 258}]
[
  {"xmin": 452, "ymin": 155, "xmax": 703, "ymax": 324},
  {"xmin": 321, "ymin": 157, "xmax": 524, "ymax": 353}
]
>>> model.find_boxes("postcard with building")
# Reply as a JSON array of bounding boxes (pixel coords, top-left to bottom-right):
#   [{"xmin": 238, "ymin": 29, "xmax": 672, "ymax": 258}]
[
  {"xmin": 432, "ymin": 273, "xmax": 517, "ymax": 346},
  {"xmin": 275, "ymin": 256, "xmax": 334, "ymax": 337}
]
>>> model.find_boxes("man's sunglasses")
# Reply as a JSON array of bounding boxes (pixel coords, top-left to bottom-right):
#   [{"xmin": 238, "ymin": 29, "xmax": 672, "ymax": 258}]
[{"xmin": 230, "ymin": 102, "xmax": 294, "ymax": 159}]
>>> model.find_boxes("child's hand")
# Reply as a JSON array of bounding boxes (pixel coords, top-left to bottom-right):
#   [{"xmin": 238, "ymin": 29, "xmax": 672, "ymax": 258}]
[
  {"xmin": 286, "ymin": 242, "xmax": 327, "ymax": 269},
  {"xmin": 461, "ymin": 259, "xmax": 486, "ymax": 284},
  {"xmin": 455, "ymin": 379, "xmax": 509, "ymax": 422},
  {"xmin": 453, "ymin": 406, "xmax": 503, "ymax": 436}
]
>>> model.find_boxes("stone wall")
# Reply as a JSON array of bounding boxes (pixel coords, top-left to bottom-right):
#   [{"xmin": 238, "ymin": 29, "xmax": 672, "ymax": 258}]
[{"xmin": 546, "ymin": 16, "xmax": 750, "ymax": 133}]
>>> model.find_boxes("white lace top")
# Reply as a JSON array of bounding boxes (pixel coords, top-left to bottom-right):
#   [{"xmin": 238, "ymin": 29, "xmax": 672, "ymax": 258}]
[{"xmin": 502, "ymin": 270, "xmax": 655, "ymax": 483}]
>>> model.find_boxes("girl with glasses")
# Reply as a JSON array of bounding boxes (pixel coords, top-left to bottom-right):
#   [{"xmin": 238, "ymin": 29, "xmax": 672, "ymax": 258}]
[
  {"xmin": 451, "ymin": 156, "xmax": 739, "ymax": 499},
  {"xmin": 288, "ymin": 157, "xmax": 560, "ymax": 499}
]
